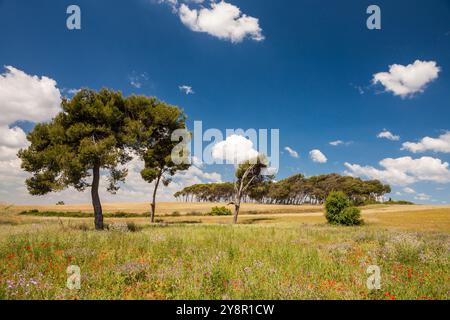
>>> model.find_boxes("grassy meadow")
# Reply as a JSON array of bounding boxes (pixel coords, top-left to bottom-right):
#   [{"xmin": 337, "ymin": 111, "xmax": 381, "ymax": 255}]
[{"xmin": 0, "ymin": 202, "xmax": 449, "ymax": 300}]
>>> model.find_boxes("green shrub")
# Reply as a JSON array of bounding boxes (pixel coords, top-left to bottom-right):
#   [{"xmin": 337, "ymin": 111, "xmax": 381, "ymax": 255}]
[
  {"xmin": 126, "ymin": 222, "xmax": 142, "ymax": 232},
  {"xmin": 325, "ymin": 191, "xmax": 351, "ymax": 224},
  {"xmin": 208, "ymin": 206, "xmax": 232, "ymax": 216},
  {"xmin": 336, "ymin": 207, "xmax": 363, "ymax": 226},
  {"xmin": 325, "ymin": 191, "xmax": 363, "ymax": 226},
  {"xmin": 384, "ymin": 200, "xmax": 414, "ymax": 205}
]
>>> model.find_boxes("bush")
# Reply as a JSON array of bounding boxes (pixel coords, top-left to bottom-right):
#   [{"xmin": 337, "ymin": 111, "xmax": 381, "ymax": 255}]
[
  {"xmin": 208, "ymin": 206, "xmax": 232, "ymax": 216},
  {"xmin": 336, "ymin": 207, "xmax": 363, "ymax": 226},
  {"xmin": 126, "ymin": 222, "xmax": 142, "ymax": 232},
  {"xmin": 325, "ymin": 191, "xmax": 363, "ymax": 226},
  {"xmin": 325, "ymin": 192, "xmax": 351, "ymax": 223}
]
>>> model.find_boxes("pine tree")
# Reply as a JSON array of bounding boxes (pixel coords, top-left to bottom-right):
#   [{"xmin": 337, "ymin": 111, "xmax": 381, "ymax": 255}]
[{"xmin": 18, "ymin": 88, "xmax": 131, "ymax": 230}]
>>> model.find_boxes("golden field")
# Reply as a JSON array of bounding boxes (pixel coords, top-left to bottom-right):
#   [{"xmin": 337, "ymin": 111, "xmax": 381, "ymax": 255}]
[{"xmin": 1, "ymin": 202, "xmax": 449, "ymax": 232}]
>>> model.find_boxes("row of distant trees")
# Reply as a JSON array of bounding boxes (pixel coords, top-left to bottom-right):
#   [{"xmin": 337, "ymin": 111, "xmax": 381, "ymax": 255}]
[
  {"xmin": 18, "ymin": 89, "xmax": 190, "ymax": 230},
  {"xmin": 174, "ymin": 173, "xmax": 391, "ymax": 206}
]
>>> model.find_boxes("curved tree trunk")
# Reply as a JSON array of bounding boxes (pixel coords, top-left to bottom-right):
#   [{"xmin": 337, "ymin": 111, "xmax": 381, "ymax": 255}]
[
  {"xmin": 150, "ymin": 174, "xmax": 162, "ymax": 223},
  {"xmin": 233, "ymin": 200, "xmax": 240, "ymax": 224},
  {"xmin": 91, "ymin": 164, "xmax": 104, "ymax": 230}
]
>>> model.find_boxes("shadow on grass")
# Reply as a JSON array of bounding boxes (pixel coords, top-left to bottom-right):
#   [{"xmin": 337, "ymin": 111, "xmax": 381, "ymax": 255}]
[{"xmin": 240, "ymin": 217, "xmax": 274, "ymax": 224}]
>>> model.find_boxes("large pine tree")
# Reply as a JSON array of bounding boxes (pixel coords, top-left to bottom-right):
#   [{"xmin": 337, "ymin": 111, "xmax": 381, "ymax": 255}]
[{"xmin": 18, "ymin": 88, "xmax": 132, "ymax": 230}]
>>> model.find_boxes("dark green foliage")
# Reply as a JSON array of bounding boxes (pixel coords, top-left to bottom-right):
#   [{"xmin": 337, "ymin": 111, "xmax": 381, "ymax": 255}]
[
  {"xmin": 325, "ymin": 191, "xmax": 352, "ymax": 223},
  {"xmin": 336, "ymin": 207, "xmax": 363, "ymax": 226},
  {"xmin": 124, "ymin": 95, "xmax": 190, "ymax": 223},
  {"xmin": 18, "ymin": 89, "xmax": 132, "ymax": 229},
  {"xmin": 175, "ymin": 173, "xmax": 391, "ymax": 206},
  {"xmin": 208, "ymin": 206, "xmax": 232, "ymax": 216},
  {"xmin": 325, "ymin": 191, "xmax": 363, "ymax": 226},
  {"xmin": 384, "ymin": 200, "xmax": 414, "ymax": 205}
]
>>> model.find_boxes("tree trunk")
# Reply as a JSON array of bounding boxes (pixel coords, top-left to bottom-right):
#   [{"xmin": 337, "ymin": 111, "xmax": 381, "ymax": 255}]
[
  {"xmin": 150, "ymin": 174, "xmax": 162, "ymax": 223},
  {"xmin": 91, "ymin": 164, "xmax": 103, "ymax": 230},
  {"xmin": 233, "ymin": 194, "xmax": 241, "ymax": 224},
  {"xmin": 233, "ymin": 203, "xmax": 240, "ymax": 224}
]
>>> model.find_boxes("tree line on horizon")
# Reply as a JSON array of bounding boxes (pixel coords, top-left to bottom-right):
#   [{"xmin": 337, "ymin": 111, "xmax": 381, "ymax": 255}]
[{"xmin": 174, "ymin": 173, "xmax": 392, "ymax": 206}]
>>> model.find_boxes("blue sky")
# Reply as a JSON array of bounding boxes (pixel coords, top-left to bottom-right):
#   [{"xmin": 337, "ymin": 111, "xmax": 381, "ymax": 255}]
[{"xmin": 0, "ymin": 0, "xmax": 449, "ymax": 204}]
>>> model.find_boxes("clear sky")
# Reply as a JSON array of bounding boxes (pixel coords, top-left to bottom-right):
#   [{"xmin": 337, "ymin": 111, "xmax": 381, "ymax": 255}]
[{"xmin": 0, "ymin": 0, "xmax": 449, "ymax": 204}]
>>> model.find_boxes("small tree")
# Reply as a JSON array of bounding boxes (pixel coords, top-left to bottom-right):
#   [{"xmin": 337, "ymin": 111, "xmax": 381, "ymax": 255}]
[
  {"xmin": 124, "ymin": 96, "xmax": 190, "ymax": 223},
  {"xmin": 325, "ymin": 191, "xmax": 363, "ymax": 226},
  {"xmin": 338, "ymin": 207, "xmax": 363, "ymax": 226},
  {"xmin": 232, "ymin": 155, "xmax": 271, "ymax": 224},
  {"xmin": 18, "ymin": 89, "xmax": 131, "ymax": 230}
]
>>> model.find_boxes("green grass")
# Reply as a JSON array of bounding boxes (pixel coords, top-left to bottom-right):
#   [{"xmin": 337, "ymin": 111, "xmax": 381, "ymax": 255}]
[
  {"xmin": 18, "ymin": 210, "xmax": 201, "ymax": 218},
  {"xmin": 0, "ymin": 222, "xmax": 448, "ymax": 300}
]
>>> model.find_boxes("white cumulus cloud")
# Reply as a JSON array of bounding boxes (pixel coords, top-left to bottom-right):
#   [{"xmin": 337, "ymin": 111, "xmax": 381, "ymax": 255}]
[
  {"xmin": 0, "ymin": 66, "xmax": 62, "ymax": 203},
  {"xmin": 329, "ymin": 140, "xmax": 343, "ymax": 146},
  {"xmin": 178, "ymin": 1, "xmax": 264, "ymax": 43},
  {"xmin": 344, "ymin": 156, "xmax": 450, "ymax": 186},
  {"xmin": 284, "ymin": 146, "xmax": 299, "ymax": 158},
  {"xmin": 0, "ymin": 66, "xmax": 61, "ymax": 125},
  {"xmin": 212, "ymin": 134, "xmax": 259, "ymax": 165},
  {"xmin": 309, "ymin": 149, "xmax": 327, "ymax": 163},
  {"xmin": 402, "ymin": 131, "xmax": 450, "ymax": 153},
  {"xmin": 403, "ymin": 187, "xmax": 416, "ymax": 194},
  {"xmin": 372, "ymin": 60, "xmax": 440, "ymax": 98},
  {"xmin": 179, "ymin": 85, "xmax": 194, "ymax": 94},
  {"xmin": 377, "ymin": 130, "xmax": 400, "ymax": 141}
]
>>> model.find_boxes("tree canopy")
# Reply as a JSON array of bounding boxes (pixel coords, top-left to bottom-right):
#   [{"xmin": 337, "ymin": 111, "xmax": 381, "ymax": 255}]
[{"xmin": 124, "ymin": 95, "xmax": 190, "ymax": 222}]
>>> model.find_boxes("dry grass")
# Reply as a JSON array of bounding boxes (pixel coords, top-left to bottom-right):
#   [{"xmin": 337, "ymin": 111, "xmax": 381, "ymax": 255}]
[
  {"xmin": 0, "ymin": 202, "xmax": 323, "ymax": 216},
  {"xmin": 1, "ymin": 203, "xmax": 449, "ymax": 232}
]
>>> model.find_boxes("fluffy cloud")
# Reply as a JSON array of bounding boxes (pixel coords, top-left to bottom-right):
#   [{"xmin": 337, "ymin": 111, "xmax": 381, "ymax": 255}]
[
  {"xmin": 284, "ymin": 146, "xmax": 299, "ymax": 158},
  {"xmin": 403, "ymin": 187, "xmax": 416, "ymax": 194},
  {"xmin": 0, "ymin": 125, "xmax": 28, "ymax": 149},
  {"xmin": 0, "ymin": 66, "xmax": 60, "ymax": 158},
  {"xmin": 0, "ymin": 66, "xmax": 62, "ymax": 203},
  {"xmin": 0, "ymin": 66, "xmax": 61, "ymax": 125},
  {"xmin": 377, "ymin": 130, "xmax": 400, "ymax": 141},
  {"xmin": 345, "ymin": 156, "xmax": 450, "ymax": 186},
  {"xmin": 372, "ymin": 60, "xmax": 440, "ymax": 98},
  {"xmin": 415, "ymin": 193, "xmax": 431, "ymax": 201},
  {"xmin": 179, "ymin": 85, "xmax": 194, "ymax": 94},
  {"xmin": 178, "ymin": 1, "xmax": 264, "ymax": 43},
  {"xmin": 212, "ymin": 134, "xmax": 259, "ymax": 165},
  {"xmin": 329, "ymin": 140, "xmax": 343, "ymax": 146},
  {"xmin": 329, "ymin": 140, "xmax": 352, "ymax": 147},
  {"xmin": 402, "ymin": 131, "xmax": 450, "ymax": 153},
  {"xmin": 309, "ymin": 149, "xmax": 327, "ymax": 163}
]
